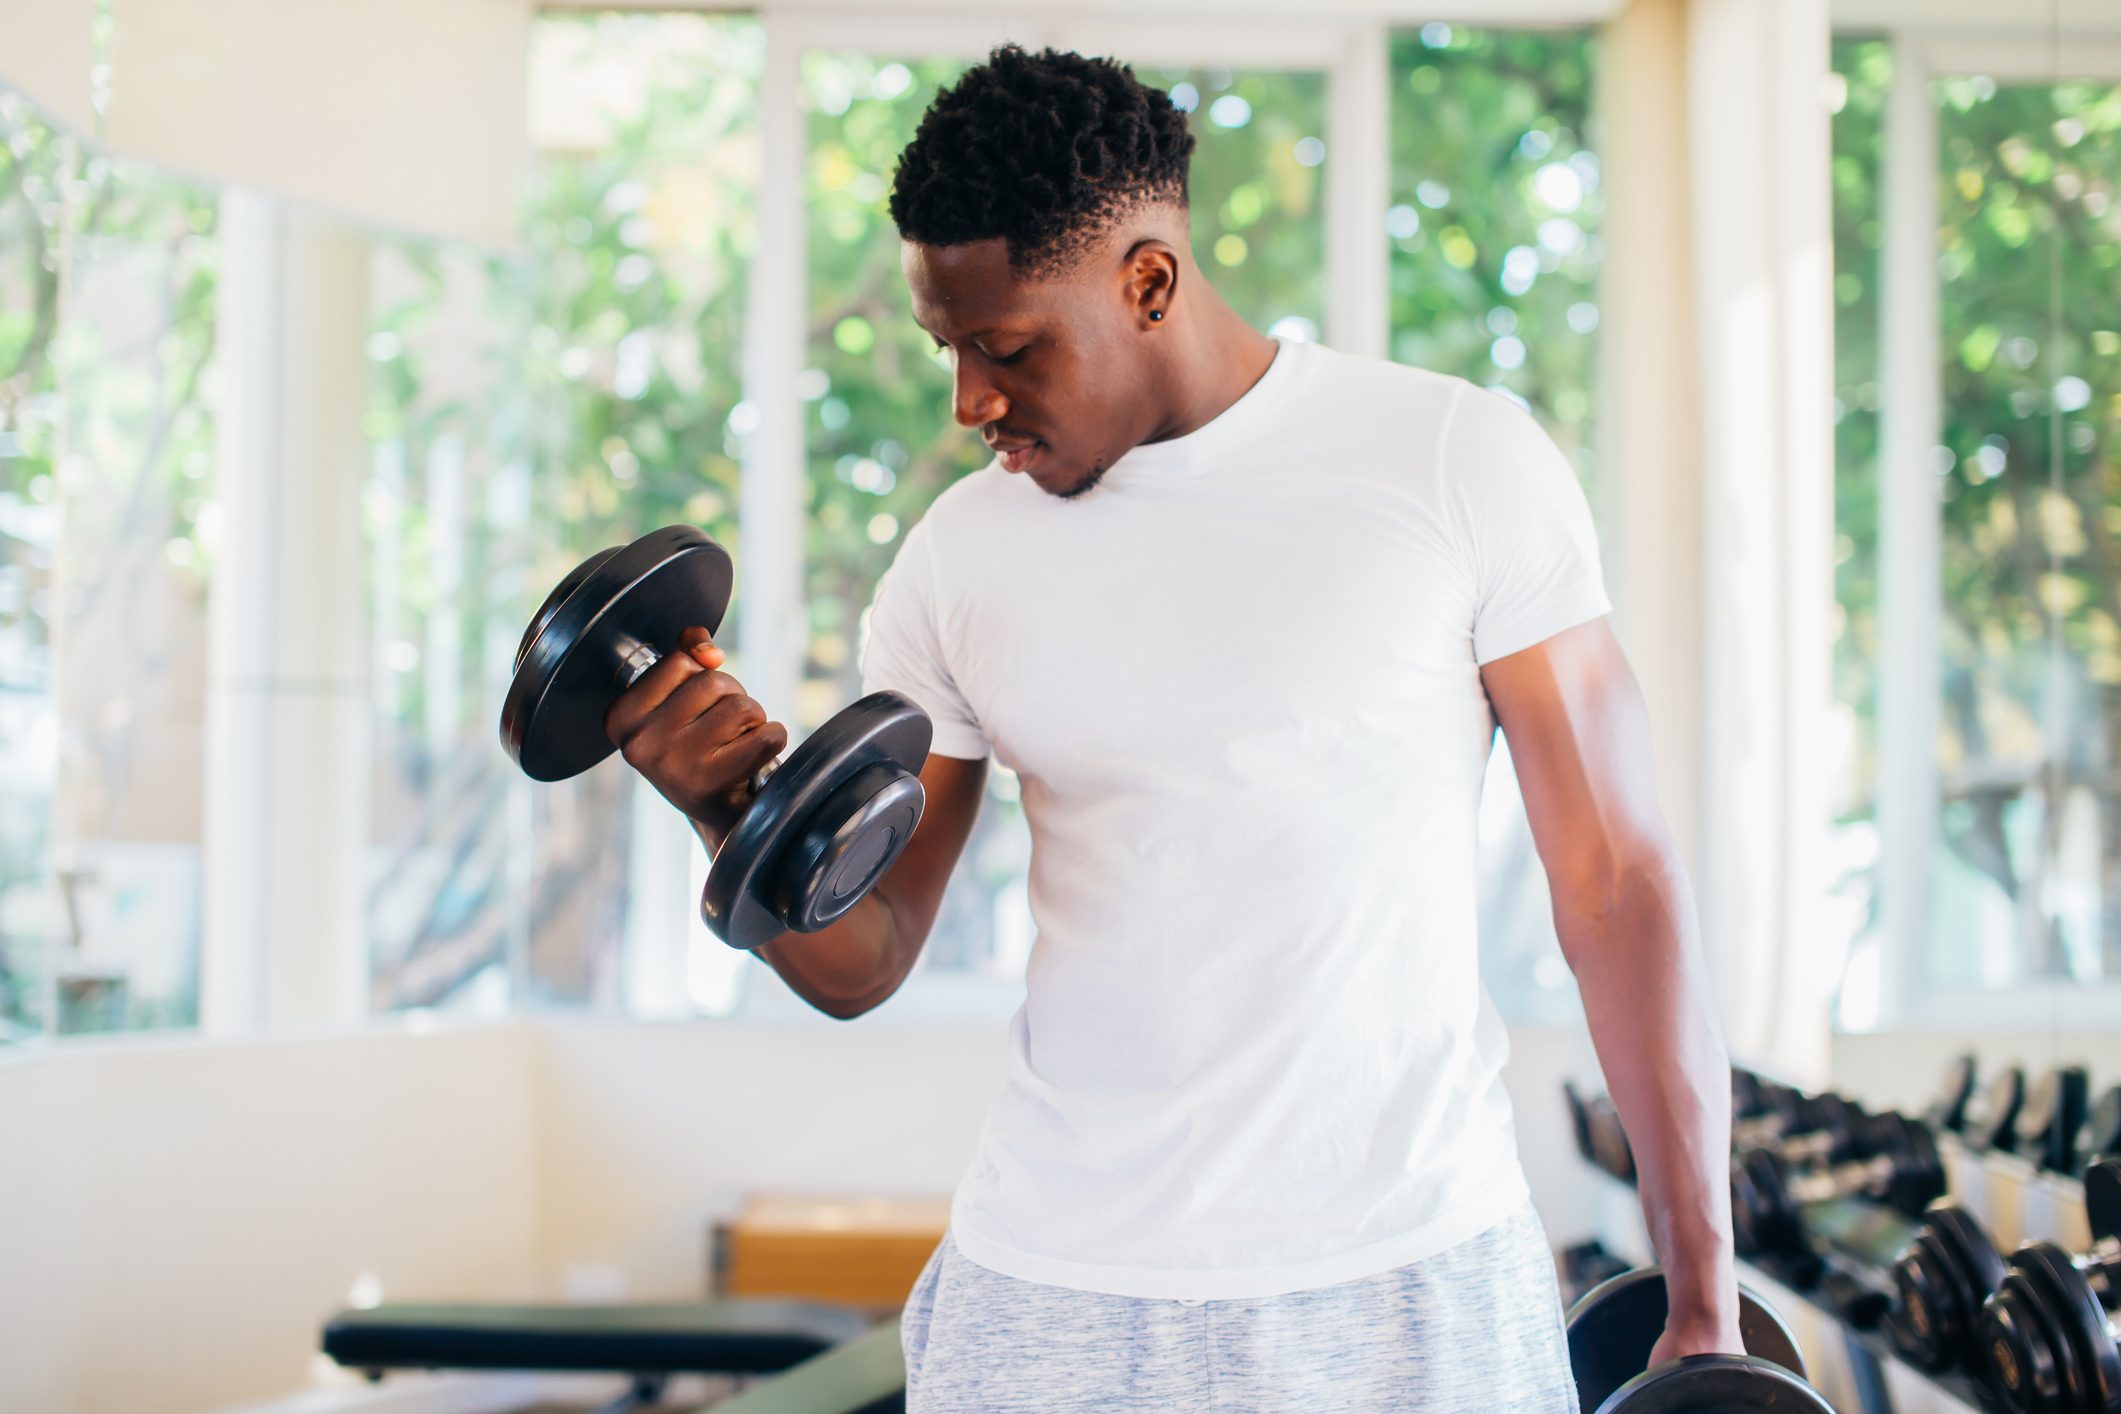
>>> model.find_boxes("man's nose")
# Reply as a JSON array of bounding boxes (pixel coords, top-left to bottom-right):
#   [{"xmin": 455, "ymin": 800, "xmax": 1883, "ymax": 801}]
[{"xmin": 953, "ymin": 366, "xmax": 1007, "ymax": 429}]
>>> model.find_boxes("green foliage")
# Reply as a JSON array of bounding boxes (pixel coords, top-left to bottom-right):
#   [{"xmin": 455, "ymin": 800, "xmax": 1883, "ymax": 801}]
[
  {"xmin": 1833, "ymin": 44, "xmax": 2121, "ymax": 983},
  {"xmin": 1387, "ymin": 26, "xmax": 1601, "ymax": 475}
]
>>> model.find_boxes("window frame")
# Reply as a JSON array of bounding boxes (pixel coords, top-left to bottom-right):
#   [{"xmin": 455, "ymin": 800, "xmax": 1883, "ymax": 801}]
[{"xmin": 1860, "ymin": 24, "xmax": 2121, "ymax": 1031}]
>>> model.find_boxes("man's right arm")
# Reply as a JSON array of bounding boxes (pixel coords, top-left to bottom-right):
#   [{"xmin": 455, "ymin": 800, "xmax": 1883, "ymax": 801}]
[{"xmin": 696, "ymin": 751, "xmax": 988, "ymax": 1018}]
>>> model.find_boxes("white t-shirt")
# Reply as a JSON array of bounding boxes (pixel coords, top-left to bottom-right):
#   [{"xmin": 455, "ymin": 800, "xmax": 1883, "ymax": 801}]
[{"xmin": 859, "ymin": 335, "xmax": 1611, "ymax": 1300}]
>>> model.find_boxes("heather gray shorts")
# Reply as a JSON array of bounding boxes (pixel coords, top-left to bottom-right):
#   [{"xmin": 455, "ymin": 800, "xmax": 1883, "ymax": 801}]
[{"xmin": 900, "ymin": 1201, "xmax": 1579, "ymax": 1412}]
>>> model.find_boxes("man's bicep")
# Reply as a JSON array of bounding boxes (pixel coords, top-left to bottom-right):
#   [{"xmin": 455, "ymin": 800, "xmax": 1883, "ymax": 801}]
[{"xmin": 1479, "ymin": 618, "xmax": 1670, "ymax": 902}]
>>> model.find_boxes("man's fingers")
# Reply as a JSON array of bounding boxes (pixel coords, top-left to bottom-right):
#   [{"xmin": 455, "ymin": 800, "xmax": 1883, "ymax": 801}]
[{"xmin": 603, "ymin": 648, "xmax": 706, "ymax": 747}]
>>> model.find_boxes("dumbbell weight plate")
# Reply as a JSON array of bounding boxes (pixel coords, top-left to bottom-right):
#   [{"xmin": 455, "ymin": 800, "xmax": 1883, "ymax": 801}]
[
  {"xmin": 1567, "ymin": 1267, "xmax": 1811, "ymax": 1414},
  {"xmin": 1978, "ymin": 1241, "xmax": 2121, "ymax": 1414},
  {"xmin": 1931, "ymin": 1053, "xmax": 1979, "ymax": 1135},
  {"xmin": 1888, "ymin": 1200, "xmax": 2006, "ymax": 1372},
  {"xmin": 1591, "ymin": 1355, "xmax": 1834, "ymax": 1414},
  {"xmin": 701, "ymin": 692, "xmax": 931, "ymax": 951},
  {"xmin": 2017, "ymin": 1068, "xmax": 2092, "ymax": 1175},
  {"xmin": 500, "ymin": 526, "xmax": 734, "ymax": 782},
  {"xmin": 1973, "ymin": 1066, "xmax": 2029, "ymax": 1155},
  {"xmin": 2082, "ymin": 1087, "xmax": 2121, "ymax": 1166}
]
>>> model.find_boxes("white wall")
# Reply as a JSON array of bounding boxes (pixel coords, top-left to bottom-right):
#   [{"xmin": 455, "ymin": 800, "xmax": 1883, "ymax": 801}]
[
  {"xmin": 0, "ymin": 1025, "xmax": 540, "ymax": 1414},
  {"xmin": 1829, "ymin": 1029, "xmax": 2121, "ymax": 1116},
  {"xmin": 0, "ymin": 1015, "xmax": 1601, "ymax": 1414}
]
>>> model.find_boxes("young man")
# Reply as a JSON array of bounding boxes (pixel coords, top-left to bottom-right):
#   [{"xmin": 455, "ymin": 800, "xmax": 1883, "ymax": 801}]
[{"xmin": 607, "ymin": 44, "xmax": 1741, "ymax": 1412}]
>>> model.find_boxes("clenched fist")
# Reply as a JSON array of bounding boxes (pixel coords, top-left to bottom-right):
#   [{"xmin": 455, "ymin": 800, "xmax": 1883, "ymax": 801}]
[{"xmin": 601, "ymin": 626, "xmax": 789, "ymax": 850}]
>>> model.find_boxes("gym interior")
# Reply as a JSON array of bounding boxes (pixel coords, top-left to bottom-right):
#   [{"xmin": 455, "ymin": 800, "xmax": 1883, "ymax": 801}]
[{"xmin": 3, "ymin": 0, "xmax": 2120, "ymax": 1411}]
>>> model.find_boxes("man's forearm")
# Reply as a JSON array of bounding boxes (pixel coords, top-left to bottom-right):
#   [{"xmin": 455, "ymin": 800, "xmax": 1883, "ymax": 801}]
[
  {"xmin": 1559, "ymin": 848, "xmax": 1737, "ymax": 1324},
  {"xmin": 688, "ymin": 816, "xmax": 905, "ymax": 1018}
]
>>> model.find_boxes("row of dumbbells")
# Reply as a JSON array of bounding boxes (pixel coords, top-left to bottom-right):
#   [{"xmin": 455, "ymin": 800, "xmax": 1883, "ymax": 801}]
[{"xmin": 1563, "ymin": 1057, "xmax": 2121, "ymax": 1413}]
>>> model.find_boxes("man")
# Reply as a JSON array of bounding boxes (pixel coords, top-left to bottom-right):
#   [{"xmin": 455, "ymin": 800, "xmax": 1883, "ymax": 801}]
[{"xmin": 606, "ymin": 44, "xmax": 1741, "ymax": 1412}]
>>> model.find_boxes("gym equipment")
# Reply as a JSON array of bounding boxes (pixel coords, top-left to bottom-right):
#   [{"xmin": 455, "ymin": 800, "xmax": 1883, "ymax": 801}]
[
  {"xmin": 1928, "ymin": 1053, "xmax": 1981, "ymax": 1137},
  {"xmin": 2083, "ymin": 1086, "xmax": 2121, "ymax": 1167},
  {"xmin": 1565, "ymin": 1266, "xmax": 1832, "ymax": 1413},
  {"xmin": 2013, "ymin": 1066, "xmax": 2094, "ymax": 1176},
  {"xmin": 713, "ymin": 1318, "xmax": 906, "ymax": 1414},
  {"xmin": 1965, "ymin": 1064, "xmax": 2030, "ymax": 1156},
  {"xmin": 1888, "ymin": 1199, "xmax": 2007, "ymax": 1373},
  {"xmin": 1977, "ymin": 1160, "xmax": 2121, "ymax": 1414},
  {"xmin": 322, "ymin": 1300, "xmax": 870, "ymax": 1413},
  {"xmin": 1731, "ymin": 1110, "xmax": 1947, "ymax": 1260},
  {"xmin": 1730, "ymin": 1081, "xmax": 1870, "ymax": 1170},
  {"xmin": 1565, "ymin": 1081, "xmax": 1599, "ymax": 1165},
  {"xmin": 501, "ymin": 525, "xmax": 933, "ymax": 950}
]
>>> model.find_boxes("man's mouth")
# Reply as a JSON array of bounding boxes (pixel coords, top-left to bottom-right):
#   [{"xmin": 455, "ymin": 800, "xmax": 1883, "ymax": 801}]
[{"xmin": 990, "ymin": 440, "xmax": 1042, "ymax": 473}]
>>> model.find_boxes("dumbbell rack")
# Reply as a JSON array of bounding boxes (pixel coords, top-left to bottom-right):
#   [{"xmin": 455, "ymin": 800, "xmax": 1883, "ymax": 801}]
[{"xmin": 1578, "ymin": 1162, "xmax": 1985, "ymax": 1414}]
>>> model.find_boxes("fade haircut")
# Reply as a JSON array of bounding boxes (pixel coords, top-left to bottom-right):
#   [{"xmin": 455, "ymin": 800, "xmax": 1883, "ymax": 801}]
[{"xmin": 888, "ymin": 44, "xmax": 1196, "ymax": 278}]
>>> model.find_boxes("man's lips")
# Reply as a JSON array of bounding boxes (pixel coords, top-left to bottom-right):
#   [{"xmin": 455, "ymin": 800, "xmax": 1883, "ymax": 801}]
[{"xmin": 988, "ymin": 439, "xmax": 1042, "ymax": 472}]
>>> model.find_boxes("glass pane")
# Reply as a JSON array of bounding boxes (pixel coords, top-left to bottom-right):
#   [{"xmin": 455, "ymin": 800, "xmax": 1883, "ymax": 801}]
[
  {"xmin": 0, "ymin": 84, "xmax": 67, "ymax": 1043},
  {"xmin": 1387, "ymin": 24, "xmax": 1601, "ymax": 475},
  {"xmin": 801, "ymin": 51, "xmax": 1327, "ymax": 990},
  {"xmin": 511, "ymin": 12, "xmax": 762, "ymax": 1012},
  {"xmin": 50, "ymin": 146, "xmax": 217, "ymax": 1035},
  {"xmin": 364, "ymin": 240, "xmax": 536, "ymax": 1017},
  {"xmin": 1929, "ymin": 73, "xmax": 2121, "ymax": 989},
  {"xmin": 1387, "ymin": 25, "xmax": 1601, "ymax": 1024}
]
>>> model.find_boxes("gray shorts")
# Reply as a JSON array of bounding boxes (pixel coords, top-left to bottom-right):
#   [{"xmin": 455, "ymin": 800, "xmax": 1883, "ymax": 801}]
[{"xmin": 900, "ymin": 1201, "xmax": 1580, "ymax": 1412}]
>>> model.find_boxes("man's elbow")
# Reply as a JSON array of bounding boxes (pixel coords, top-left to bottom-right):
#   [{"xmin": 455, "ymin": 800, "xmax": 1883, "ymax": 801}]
[{"xmin": 1549, "ymin": 839, "xmax": 1689, "ymax": 944}]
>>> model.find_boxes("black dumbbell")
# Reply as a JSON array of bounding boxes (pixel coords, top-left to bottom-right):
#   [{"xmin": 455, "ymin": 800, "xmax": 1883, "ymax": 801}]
[
  {"xmin": 1888, "ymin": 1198, "xmax": 2007, "ymax": 1374},
  {"xmin": 1566, "ymin": 1266, "xmax": 1832, "ymax": 1413},
  {"xmin": 1928, "ymin": 1052, "xmax": 1980, "ymax": 1136},
  {"xmin": 1732, "ymin": 1111, "xmax": 1947, "ymax": 1261},
  {"xmin": 1587, "ymin": 1093, "xmax": 1638, "ymax": 1184},
  {"xmin": 2013, "ymin": 1066, "xmax": 2094, "ymax": 1176},
  {"xmin": 2082, "ymin": 1086, "xmax": 2121, "ymax": 1167},
  {"xmin": 1736, "ymin": 1088, "xmax": 1871, "ymax": 1172},
  {"xmin": 500, "ymin": 525, "xmax": 933, "ymax": 951},
  {"xmin": 1976, "ymin": 1160, "xmax": 2121, "ymax": 1413},
  {"xmin": 1964, "ymin": 1063, "xmax": 2030, "ymax": 1156},
  {"xmin": 1565, "ymin": 1081, "xmax": 1598, "ymax": 1166}
]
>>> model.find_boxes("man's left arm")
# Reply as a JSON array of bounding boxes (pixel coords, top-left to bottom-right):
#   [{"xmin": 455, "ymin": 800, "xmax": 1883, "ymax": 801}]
[{"xmin": 1481, "ymin": 615, "xmax": 1744, "ymax": 1363}]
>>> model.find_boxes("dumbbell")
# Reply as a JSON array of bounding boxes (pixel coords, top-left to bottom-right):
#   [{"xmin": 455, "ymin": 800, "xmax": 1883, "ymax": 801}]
[
  {"xmin": 1564, "ymin": 1081, "xmax": 1598, "ymax": 1166},
  {"xmin": 1888, "ymin": 1198, "xmax": 2007, "ymax": 1374},
  {"xmin": 1964, "ymin": 1063, "xmax": 2031, "ymax": 1157},
  {"xmin": 500, "ymin": 525, "xmax": 933, "ymax": 951},
  {"xmin": 1976, "ymin": 1160, "xmax": 2121, "ymax": 1413},
  {"xmin": 1566, "ymin": 1266, "xmax": 1832, "ymax": 1412},
  {"xmin": 1929, "ymin": 1052, "xmax": 1980, "ymax": 1137},
  {"xmin": 1731, "ymin": 1111, "xmax": 1947, "ymax": 1261},
  {"xmin": 2083, "ymin": 1087, "xmax": 2121, "ymax": 1167},
  {"xmin": 2014, "ymin": 1066, "xmax": 2094, "ymax": 1177}
]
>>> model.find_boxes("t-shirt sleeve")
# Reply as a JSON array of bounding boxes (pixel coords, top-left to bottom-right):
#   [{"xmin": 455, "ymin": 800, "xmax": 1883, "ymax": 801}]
[
  {"xmin": 858, "ymin": 514, "xmax": 991, "ymax": 760},
  {"xmin": 1444, "ymin": 383, "xmax": 1613, "ymax": 666}
]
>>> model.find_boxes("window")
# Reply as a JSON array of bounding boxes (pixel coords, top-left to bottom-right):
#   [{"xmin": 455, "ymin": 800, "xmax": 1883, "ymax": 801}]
[
  {"xmin": 1388, "ymin": 25, "xmax": 1602, "ymax": 1025},
  {"xmin": 1830, "ymin": 39, "xmax": 2121, "ymax": 1019},
  {"xmin": 0, "ymin": 80, "xmax": 216, "ymax": 1043}
]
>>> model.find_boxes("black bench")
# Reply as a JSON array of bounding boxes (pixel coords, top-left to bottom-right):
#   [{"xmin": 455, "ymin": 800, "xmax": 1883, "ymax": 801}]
[{"xmin": 323, "ymin": 1300, "xmax": 876, "ymax": 1413}]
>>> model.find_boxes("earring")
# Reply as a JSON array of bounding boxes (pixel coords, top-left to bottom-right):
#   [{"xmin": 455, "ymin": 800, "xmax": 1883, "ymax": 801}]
[{"xmin": 1149, "ymin": 310, "xmax": 1164, "ymax": 322}]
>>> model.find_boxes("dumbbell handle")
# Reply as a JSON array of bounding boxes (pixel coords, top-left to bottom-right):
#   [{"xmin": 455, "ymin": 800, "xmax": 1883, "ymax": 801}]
[
  {"xmin": 620, "ymin": 641, "xmax": 782, "ymax": 798},
  {"xmin": 1787, "ymin": 1152, "xmax": 1895, "ymax": 1205}
]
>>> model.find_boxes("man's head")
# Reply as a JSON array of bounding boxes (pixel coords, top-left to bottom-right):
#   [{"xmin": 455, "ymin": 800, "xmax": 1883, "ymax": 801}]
[{"xmin": 890, "ymin": 45, "xmax": 1199, "ymax": 498}]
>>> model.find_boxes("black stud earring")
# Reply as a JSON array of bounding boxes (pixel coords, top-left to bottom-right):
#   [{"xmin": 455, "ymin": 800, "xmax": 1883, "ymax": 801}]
[{"xmin": 1149, "ymin": 310, "xmax": 1164, "ymax": 322}]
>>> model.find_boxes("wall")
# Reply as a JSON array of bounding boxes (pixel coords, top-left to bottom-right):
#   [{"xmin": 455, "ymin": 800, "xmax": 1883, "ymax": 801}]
[
  {"xmin": 0, "ymin": 1025, "xmax": 540, "ymax": 1414},
  {"xmin": 0, "ymin": 1014, "xmax": 1600, "ymax": 1413},
  {"xmin": 1829, "ymin": 1028, "xmax": 2121, "ymax": 1115}
]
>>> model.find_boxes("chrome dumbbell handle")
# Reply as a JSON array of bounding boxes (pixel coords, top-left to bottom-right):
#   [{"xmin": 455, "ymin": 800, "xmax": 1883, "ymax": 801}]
[{"xmin": 617, "ymin": 640, "xmax": 781, "ymax": 798}]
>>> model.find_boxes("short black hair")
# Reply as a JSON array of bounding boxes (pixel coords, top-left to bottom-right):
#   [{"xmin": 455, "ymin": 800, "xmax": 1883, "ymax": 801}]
[{"xmin": 888, "ymin": 44, "xmax": 1196, "ymax": 277}]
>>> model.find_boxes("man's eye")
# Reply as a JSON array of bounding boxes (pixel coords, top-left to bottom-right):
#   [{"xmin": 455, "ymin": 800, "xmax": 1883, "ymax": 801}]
[{"xmin": 985, "ymin": 345, "xmax": 1028, "ymax": 366}]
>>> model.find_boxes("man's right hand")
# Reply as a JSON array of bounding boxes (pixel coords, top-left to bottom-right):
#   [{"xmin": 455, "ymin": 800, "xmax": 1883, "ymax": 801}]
[{"xmin": 601, "ymin": 626, "xmax": 789, "ymax": 851}]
